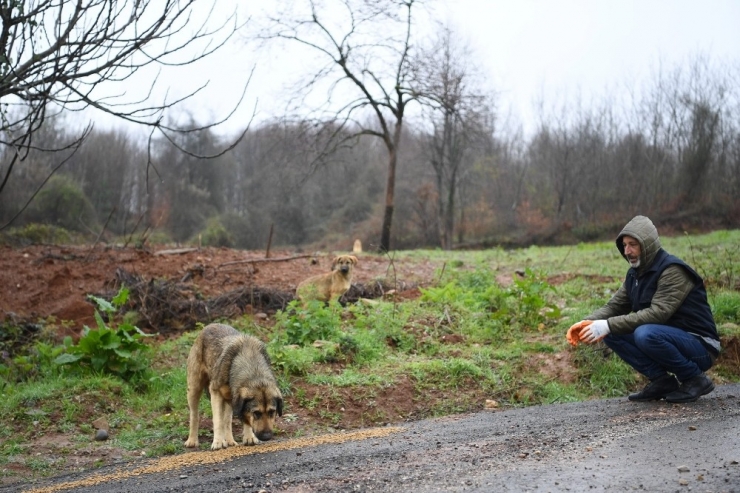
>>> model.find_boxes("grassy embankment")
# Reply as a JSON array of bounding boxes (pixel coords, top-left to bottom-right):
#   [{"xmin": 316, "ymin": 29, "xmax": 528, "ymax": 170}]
[{"xmin": 1, "ymin": 229, "xmax": 738, "ymax": 484}]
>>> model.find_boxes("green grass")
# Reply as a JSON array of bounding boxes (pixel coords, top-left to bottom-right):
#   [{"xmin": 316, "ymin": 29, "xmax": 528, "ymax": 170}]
[
  {"xmin": 1, "ymin": 229, "xmax": 739, "ymax": 484},
  {"xmin": 305, "ymin": 367, "xmax": 387, "ymax": 386},
  {"xmin": 712, "ymin": 291, "xmax": 740, "ymax": 325}
]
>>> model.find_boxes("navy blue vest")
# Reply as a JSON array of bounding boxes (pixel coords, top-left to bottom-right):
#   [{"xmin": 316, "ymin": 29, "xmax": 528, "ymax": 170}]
[{"xmin": 624, "ymin": 249, "xmax": 719, "ymax": 355}]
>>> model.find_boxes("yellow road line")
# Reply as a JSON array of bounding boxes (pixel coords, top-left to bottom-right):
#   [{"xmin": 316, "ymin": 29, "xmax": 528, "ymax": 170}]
[{"xmin": 23, "ymin": 427, "xmax": 404, "ymax": 493}]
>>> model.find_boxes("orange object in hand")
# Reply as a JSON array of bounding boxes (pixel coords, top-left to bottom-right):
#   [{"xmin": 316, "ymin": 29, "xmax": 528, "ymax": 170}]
[{"xmin": 566, "ymin": 320, "xmax": 593, "ymax": 347}]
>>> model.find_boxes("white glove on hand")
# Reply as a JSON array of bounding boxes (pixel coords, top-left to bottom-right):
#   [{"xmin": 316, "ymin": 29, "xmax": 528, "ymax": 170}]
[{"xmin": 580, "ymin": 319, "xmax": 610, "ymax": 343}]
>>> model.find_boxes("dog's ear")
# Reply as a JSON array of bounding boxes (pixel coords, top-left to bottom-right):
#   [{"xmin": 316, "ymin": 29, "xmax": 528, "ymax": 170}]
[
  {"xmin": 232, "ymin": 397, "xmax": 243, "ymax": 418},
  {"xmin": 349, "ymin": 255, "xmax": 358, "ymax": 265},
  {"xmin": 331, "ymin": 256, "xmax": 339, "ymax": 270},
  {"xmin": 275, "ymin": 396, "xmax": 284, "ymax": 417},
  {"xmin": 232, "ymin": 396, "xmax": 244, "ymax": 417},
  {"xmin": 233, "ymin": 395, "xmax": 254, "ymax": 418}
]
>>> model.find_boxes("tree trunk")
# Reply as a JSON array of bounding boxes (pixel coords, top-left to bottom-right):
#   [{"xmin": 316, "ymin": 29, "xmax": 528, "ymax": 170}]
[
  {"xmin": 435, "ymin": 166, "xmax": 446, "ymax": 249},
  {"xmin": 443, "ymin": 172, "xmax": 456, "ymax": 250},
  {"xmin": 379, "ymin": 147, "xmax": 398, "ymax": 252},
  {"xmin": 380, "ymin": 204, "xmax": 394, "ymax": 253}
]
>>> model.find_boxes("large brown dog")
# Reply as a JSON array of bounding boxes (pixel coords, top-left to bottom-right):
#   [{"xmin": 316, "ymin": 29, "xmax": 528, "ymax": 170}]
[
  {"xmin": 184, "ymin": 323, "xmax": 283, "ymax": 450},
  {"xmin": 296, "ymin": 254, "xmax": 358, "ymax": 302}
]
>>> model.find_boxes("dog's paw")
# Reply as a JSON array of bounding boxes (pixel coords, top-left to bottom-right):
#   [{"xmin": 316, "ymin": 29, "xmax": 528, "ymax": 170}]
[
  {"xmin": 184, "ymin": 438, "xmax": 199, "ymax": 448},
  {"xmin": 243, "ymin": 432, "xmax": 261, "ymax": 446},
  {"xmin": 210, "ymin": 439, "xmax": 230, "ymax": 450}
]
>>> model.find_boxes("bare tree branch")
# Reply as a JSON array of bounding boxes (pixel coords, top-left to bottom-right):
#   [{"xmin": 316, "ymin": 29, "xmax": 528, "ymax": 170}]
[
  {"xmin": 252, "ymin": 0, "xmax": 425, "ymax": 251},
  {"xmin": 0, "ymin": 0, "xmax": 250, "ymax": 208}
]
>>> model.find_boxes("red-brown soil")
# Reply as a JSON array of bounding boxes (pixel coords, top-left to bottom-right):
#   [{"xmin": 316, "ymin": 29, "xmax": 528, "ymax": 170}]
[
  {"xmin": 0, "ymin": 244, "xmax": 453, "ymax": 484},
  {"xmin": 0, "ymin": 244, "xmax": 439, "ymax": 334}
]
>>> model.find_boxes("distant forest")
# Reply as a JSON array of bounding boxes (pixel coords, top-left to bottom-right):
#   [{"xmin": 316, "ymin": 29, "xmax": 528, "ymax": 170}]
[{"xmin": 1, "ymin": 57, "xmax": 738, "ymax": 251}]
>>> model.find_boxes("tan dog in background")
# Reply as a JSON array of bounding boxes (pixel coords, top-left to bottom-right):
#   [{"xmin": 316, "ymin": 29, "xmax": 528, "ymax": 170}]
[
  {"xmin": 184, "ymin": 323, "xmax": 283, "ymax": 450},
  {"xmin": 296, "ymin": 254, "xmax": 358, "ymax": 303}
]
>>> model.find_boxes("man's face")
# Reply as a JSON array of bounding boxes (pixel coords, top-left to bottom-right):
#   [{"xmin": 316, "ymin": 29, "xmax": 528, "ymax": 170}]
[{"xmin": 622, "ymin": 236, "xmax": 641, "ymax": 268}]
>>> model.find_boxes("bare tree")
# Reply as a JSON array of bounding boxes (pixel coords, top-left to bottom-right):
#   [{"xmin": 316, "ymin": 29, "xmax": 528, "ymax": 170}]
[
  {"xmin": 253, "ymin": 0, "xmax": 425, "ymax": 252},
  {"xmin": 0, "ymin": 0, "xmax": 247, "ymax": 229},
  {"xmin": 530, "ymin": 111, "xmax": 576, "ymax": 222},
  {"xmin": 413, "ymin": 24, "xmax": 493, "ymax": 249},
  {"xmin": 626, "ymin": 54, "xmax": 733, "ymax": 217}
]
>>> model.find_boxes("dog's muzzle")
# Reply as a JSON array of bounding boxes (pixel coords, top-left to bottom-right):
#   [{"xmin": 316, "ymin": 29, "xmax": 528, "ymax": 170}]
[{"xmin": 256, "ymin": 430, "xmax": 274, "ymax": 441}]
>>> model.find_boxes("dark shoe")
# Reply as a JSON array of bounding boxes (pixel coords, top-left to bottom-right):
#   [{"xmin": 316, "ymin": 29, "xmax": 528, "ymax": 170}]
[
  {"xmin": 665, "ymin": 374, "xmax": 715, "ymax": 403},
  {"xmin": 628, "ymin": 374, "xmax": 680, "ymax": 402}
]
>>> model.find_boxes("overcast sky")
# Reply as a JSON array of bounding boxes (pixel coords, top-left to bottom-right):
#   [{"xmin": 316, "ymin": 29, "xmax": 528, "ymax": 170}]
[
  {"xmin": 89, "ymin": 0, "xmax": 740, "ymax": 137},
  {"xmin": 451, "ymin": 0, "xmax": 740, "ymax": 131}
]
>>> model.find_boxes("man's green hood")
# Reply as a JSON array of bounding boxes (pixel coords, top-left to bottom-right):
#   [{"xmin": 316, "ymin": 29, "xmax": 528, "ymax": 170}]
[{"xmin": 615, "ymin": 215, "xmax": 661, "ymax": 270}]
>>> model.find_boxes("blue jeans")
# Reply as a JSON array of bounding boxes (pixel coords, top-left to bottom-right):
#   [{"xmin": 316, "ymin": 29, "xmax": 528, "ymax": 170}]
[{"xmin": 603, "ymin": 324, "xmax": 714, "ymax": 382}]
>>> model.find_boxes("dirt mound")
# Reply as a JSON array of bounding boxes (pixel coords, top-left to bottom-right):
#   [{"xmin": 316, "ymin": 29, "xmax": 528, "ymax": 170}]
[{"xmin": 0, "ymin": 244, "xmax": 438, "ymax": 337}]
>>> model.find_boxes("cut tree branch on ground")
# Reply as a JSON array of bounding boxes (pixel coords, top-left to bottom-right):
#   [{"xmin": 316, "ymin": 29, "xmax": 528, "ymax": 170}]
[
  {"xmin": 217, "ymin": 254, "xmax": 315, "ymax": 268},
  {"xmin": 153, "ymin": 248, "xmax": 200, "ymax": 256}
]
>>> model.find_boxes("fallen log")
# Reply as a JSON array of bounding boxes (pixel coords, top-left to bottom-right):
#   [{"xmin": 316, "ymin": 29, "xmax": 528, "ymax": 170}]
[
  {"xmin": 217, "ymin": 253, "xmax": 314, "ymax": 268},
  {"xmin": 154, "ymin": 248, "xmax": 199, "ymax": 256}
]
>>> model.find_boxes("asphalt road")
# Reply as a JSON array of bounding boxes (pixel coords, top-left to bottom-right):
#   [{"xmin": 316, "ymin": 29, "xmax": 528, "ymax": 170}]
[{"xmin": 12, "ymin": 384, "xmax": 740, "ymax": 493}]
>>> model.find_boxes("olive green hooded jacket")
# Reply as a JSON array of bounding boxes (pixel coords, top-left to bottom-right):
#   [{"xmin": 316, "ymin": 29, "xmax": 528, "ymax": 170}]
[{"xmin": 585, "ymin": 215, "xmax": 720, "ymax": 354}]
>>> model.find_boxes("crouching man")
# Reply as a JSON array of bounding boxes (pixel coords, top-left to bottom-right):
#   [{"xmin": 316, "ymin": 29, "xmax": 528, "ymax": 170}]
[{"xmin": 567, "ymin": 215, "xmax": 720, "ymax": 403}]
